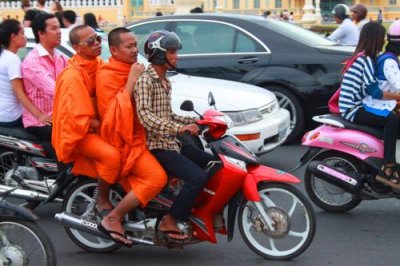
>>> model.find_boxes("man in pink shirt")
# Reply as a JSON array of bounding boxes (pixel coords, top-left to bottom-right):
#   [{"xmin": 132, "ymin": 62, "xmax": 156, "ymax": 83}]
[{"xmin": 21, "ymin": 13, "xmax": 67, "ymax": 142}]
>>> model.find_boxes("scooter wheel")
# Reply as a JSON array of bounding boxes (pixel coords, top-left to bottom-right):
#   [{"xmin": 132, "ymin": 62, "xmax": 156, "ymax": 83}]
[
  {"xmin": 304, "ymin": 151, "xmax": 362, "ymax": 212},
  {"xmin": 238, "ymin": 182, "xmax": 316, "ymax": 260}
]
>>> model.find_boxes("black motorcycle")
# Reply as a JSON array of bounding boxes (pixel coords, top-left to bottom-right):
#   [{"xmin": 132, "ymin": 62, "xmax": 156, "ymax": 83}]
[{"xmin": 0, "ymin": 190, "xmax": 56, "ymax": 265}]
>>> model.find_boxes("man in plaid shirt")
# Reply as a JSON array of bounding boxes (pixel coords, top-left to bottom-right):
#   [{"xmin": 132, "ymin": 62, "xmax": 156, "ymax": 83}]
[{"xmin": 134, "ymin": 30, "xmax": 214, "ymax": 240}]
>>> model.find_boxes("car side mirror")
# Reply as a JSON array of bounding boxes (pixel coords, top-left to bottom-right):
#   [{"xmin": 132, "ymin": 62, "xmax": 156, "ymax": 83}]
[{"xmin": 180, "ymin": 100, "xmax": 194, "ymax": 112}]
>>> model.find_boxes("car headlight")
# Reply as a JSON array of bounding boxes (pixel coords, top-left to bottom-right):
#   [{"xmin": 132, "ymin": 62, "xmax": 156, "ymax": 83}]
[
  {"xmin": 259, "ymin": 100, "xmax": 279, "ymax": 115},
  {"xmin": 224, "ymin": 109, "xmax": 263, "ymax": 126}
]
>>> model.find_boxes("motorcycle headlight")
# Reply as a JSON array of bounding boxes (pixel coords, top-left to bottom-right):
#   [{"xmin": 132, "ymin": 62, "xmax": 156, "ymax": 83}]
[
  {"xmin": 224, "ymin": 109, "xmax": 263, "ymax": 126},
  {"xmin": 224, "ymin": 156, "xmax": 246, "ymax": 170}
]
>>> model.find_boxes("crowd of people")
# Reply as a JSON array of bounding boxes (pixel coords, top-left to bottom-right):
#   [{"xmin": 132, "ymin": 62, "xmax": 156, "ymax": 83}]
[
  {"xmin": 0, "ymin": 8, "xmax": 217, "ymax": 245},
  {"xmin": 18, "ymin": 0, "xmax": 107, "ymax": 31}
]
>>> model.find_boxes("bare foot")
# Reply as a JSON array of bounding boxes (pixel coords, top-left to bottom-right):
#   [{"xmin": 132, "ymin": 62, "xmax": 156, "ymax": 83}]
[
  {"xmin": 100, "ymin": 215, "xmax": 132, "ymax": 245},
  {"xmin": 159, "ymin": 215, "xmax": 188, "ymax": 240}
]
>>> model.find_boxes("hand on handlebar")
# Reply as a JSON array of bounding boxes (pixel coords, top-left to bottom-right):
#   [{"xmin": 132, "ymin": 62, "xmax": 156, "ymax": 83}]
[{"xmin": 179, "ymin": 123, "xmax": 200, "ymax": 136}]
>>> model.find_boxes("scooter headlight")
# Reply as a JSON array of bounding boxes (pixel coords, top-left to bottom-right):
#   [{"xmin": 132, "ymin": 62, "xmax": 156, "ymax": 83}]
[
  {"xmin": 224, "ymin": 156, "xmax": 246, "ymax": 170},
  {"xmin": 214, "ymin": 115, "xmax": 234, "ymax": 129}
]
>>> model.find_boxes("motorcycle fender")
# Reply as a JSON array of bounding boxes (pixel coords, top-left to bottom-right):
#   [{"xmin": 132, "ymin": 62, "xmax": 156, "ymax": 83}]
[
  {"xmin": 242, "ymin": 165, "xmax": 300, "ymax": 202},
  {"xmin": 292, "ymin": 147, "xmax": 323, "ymax": 172},
  {"xmin": 302, "ymin": 125, "xmax": 383, "ymax": 161},
  {"xmin": 227, "ymin": 192, "xmax": 243, "ymax": 242},
  {"xmin": 0, "ymin": 201, "xmax": 38, "ymax": 221}
]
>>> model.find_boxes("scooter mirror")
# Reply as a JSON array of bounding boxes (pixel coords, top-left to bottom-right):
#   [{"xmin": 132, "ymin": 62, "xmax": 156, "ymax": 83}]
[
  {"xmin": 208, "ymin": 92, "xmax": 216, "ymax": 107},
  {"xmin": 180, "ymin": 100, "xmax": 194, "ymax": 112}
]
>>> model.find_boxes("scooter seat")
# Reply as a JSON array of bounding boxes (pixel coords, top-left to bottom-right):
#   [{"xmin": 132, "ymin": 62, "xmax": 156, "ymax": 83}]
[
  {"xmin": 0, "ymin": 126, "xmax": 40, "ymax": 141},
  {"xmin": 313, "ymin": 114, "xmax": 383, "ymax": 139}
]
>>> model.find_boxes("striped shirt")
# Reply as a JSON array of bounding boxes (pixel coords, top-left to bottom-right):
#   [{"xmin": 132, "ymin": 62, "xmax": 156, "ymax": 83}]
[
  {"xmin": 339, "ymin": 56, "xmax": 382, "ymax": 121},
  {"xmin": 21, "ymin": 44, "xmax": 67, "ymax": 128},
  {"xmin": 134, "ymin": 65, "xmax": 196, "ymax": 152}
]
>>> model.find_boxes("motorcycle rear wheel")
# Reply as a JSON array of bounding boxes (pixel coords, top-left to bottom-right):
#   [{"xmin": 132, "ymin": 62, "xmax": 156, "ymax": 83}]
[
  {"xmin": 304, "ymin": 151, "xmax": 362, "ymax": 212},
  {"xmin": 238, "ymin": 182, "xmax": 316, "ymax": 260},
  {"xmin": 0, "ymin": 218, "xmax": 56, "ymax": 266},
  {"xmin": 62, "ymin": 178, "xmax": 125, "ymax": 253}
]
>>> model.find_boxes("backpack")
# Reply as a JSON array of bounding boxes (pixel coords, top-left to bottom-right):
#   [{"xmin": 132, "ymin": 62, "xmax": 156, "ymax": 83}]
[{"xmin": 328, "ymin": 52, "xmax": 365, "ymax": 114}]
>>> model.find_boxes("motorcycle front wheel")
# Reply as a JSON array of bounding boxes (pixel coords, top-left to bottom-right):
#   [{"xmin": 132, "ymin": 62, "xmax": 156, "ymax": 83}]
[
  {"xmin": 62, "ymin": 178, "xmax": 125, "ymax": 253},
  {"xmin": 304, "ymin": 151, "xmax": 362, "ymax": 212},
  {"xmin": 238, "ymin": 182, "xmax": 316, "ymax": 260},
  {"xmin": 0, "ymin": 219, "xmax": 56, "ymax": 266}
]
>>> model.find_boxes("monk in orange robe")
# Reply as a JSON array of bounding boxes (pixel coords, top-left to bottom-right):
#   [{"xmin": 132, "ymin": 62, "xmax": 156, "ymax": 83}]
[
  {"xmin": 96, "ymin": 28, "xmax": 167, "ymax": 243},
  {"xmin": 52, "ymin": 25, "xmax": 128, "ymax": 245}
]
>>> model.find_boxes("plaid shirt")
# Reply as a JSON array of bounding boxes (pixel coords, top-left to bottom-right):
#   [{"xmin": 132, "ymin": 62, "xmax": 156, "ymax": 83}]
[{"xmin": 135, "ymin": 66, "xmax": 196, "ymax": 152}]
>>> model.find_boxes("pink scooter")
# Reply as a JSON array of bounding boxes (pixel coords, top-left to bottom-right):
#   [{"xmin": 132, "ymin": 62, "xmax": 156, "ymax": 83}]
[{"xmin": 295, "ymin": 114, "xmax": 399, "ymax": 212}]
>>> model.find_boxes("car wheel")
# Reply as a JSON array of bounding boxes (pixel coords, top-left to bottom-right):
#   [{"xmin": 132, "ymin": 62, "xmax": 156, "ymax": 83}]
[{"xmin": 267, "ymin": 86, "xmax": 304, "ymax": 143}]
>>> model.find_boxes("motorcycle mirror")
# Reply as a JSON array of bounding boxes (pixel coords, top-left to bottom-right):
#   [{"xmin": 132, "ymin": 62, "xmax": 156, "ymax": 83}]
[
  {"xmin": 180, "ymin": 100, "xmax": 194, "ymax": 112},
  {"xmin": 208, "ymin": 92, "xmax": 217, "ymax": 109}
]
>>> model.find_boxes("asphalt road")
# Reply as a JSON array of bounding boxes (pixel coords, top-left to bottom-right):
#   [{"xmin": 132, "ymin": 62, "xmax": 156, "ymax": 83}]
[{"xmin": 36, "ymin": 144, "xmax": 400, "ymax": 266}]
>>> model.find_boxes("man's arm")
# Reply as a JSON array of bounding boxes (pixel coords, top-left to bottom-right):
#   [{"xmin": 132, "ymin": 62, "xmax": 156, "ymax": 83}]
[
  {"xmin": 126, "ymin": 63, "xmax": 145, "ymax": 97},
  {"xmin": 134, "ymin": 76, "xmax": 183, "ymax": 137},
  {"xmin": 328, "ymin": 25, "xmax": 345, "ymax": 43},
  {"xmin": 171, "ymin": 113, "xmax": 197, "ymax": 125}
]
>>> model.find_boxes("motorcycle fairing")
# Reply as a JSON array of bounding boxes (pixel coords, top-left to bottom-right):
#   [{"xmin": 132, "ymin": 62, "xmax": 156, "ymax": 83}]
[
  {"xmin": 242, "ymin": 165, "xmax": 300, "ymax": 202},
  {"xmin": 209, "ymin": 136, "xmax": 259, "ymax": 165},
  {"xmin": 189, "ymin": 155, "xmax": 248, "ymax": 243},
  {"xmin": 302, "ymin": 125, "xmax": 383, "ymax": 161}
]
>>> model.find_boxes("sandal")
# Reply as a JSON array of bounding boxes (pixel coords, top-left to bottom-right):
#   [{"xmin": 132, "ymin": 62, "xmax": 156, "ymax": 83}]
[
  {"xmin": 97, "ymin": 223, "xmax": 132, "ymax": 247},
  {"xmin": 376, "ymin": 164, "xmax": 400, "ymax": 189},
  {"xmin": 158, "ymin": 217, "xmax": 191, "ymax": 241}
]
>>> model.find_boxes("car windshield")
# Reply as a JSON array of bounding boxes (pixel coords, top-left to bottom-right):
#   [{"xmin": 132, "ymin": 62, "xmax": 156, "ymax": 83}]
[{"xmin": 253, "ymin": 18, "xmax": 336, "ymax": 47}]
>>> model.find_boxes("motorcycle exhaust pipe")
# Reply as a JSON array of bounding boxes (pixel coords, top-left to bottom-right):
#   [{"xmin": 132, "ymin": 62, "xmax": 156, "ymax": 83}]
[
  {"xmin": 0, "ymin": 184, "xmax": 49, "ymax": 201},
  {"xmin": 55, "ymin": 212, "xmax": 155, "ymax": 245},
  {"xmin": 307, "ymin": 161, "xmax": 365, "ymax": 193},
  {"xmin": 55, "ymin": 212, "xmax": 106, "ymax": 238}
]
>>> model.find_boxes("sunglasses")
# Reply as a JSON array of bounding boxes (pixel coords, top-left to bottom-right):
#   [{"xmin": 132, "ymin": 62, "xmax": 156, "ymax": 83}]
[{"xmin": 80, "ymin": 35, "xmax": 101, "ymax": 47}]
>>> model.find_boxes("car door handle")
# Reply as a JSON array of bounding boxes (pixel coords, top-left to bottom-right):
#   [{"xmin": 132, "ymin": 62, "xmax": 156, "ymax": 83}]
[{"xmin": 238, "ymin": 57, "xmax": 259, "ymax": 64}]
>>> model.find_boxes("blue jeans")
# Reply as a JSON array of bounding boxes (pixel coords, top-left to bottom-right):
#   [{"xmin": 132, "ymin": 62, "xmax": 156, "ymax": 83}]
[{"xmin": 151, "ymin": 143, "xmax": 214, "ymax": 221}]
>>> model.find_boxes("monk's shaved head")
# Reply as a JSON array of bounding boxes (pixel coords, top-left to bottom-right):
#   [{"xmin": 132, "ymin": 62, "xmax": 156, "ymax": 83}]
[
  {"xmin": 69, "ymin": 25, "xmax": 90, "ymax": 45},
  {"xmin": 108, "ymin": 27, "xmax": 131, "ymax": 47}
]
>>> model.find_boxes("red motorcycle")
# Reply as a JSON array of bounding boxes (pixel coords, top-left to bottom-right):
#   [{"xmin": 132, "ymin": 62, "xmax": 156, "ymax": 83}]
[{"xmin": 55, "ymin": 95, "xmax": 316, "ymax": 260}]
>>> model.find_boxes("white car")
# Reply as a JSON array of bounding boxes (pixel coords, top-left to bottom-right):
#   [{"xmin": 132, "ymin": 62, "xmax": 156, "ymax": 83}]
[{"xmin": 22, "ymin": 28, "xmax": 290, "ymax": 154}]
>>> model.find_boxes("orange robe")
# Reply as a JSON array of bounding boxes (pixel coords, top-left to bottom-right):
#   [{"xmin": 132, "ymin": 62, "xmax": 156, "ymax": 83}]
[
  {"xmin": 52, "ymin": 55, "xmax": 120, "ymax": 182},
  {"xmin": 96, "ymin": 57, "xmax": 167, "ymax": 206}
]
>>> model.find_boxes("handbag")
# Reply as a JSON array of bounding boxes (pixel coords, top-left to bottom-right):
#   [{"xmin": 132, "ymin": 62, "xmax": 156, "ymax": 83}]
[{"xmin": 328, "ymin": 52, "xmax": 365, "ymax": 114}]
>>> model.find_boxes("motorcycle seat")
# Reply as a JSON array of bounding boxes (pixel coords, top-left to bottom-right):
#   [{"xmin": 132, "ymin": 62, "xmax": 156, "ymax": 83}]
[
  {"xmin": 313, "ymin": 114, "xmax": 383, "ymax": 139},
  {"xmin": 0, "ymin": 126, "xmax": 40, "ymax": 141}
]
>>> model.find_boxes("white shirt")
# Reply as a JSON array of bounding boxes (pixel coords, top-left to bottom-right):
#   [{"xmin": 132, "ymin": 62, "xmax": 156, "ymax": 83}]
[
  {"xmin": 328, "ymin": 18, "xmax": 359, "ymax": 46},
  {"xmin": 378, "ymin": 58, "xmax": 400, "ymax": 92},
  {"xmin": 356, "ymin": 19, "xmax": 369, "ymax": 31},
  {"xmin": 0, "ymin": 49, "xmax": 24, "ymax": 122}
]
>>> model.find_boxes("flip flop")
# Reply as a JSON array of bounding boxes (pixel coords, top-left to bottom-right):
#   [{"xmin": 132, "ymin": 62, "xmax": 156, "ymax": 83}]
[
  {"xmin": 159, "ymin": 229, "xmax": 189, "ymax": 240},
  {"xmin": 97, "ymin": 223, "xmax": 132, "ymax": 247},
  {"xmin": 94, "ymin": 207, "xmax": 112, "ymax": 219}
]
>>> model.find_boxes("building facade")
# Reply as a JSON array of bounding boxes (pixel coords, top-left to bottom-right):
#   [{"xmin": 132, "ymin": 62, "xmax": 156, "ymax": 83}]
[{"xmin": 0, "ymin": 0, "xmax": 399, "ymax": 24}]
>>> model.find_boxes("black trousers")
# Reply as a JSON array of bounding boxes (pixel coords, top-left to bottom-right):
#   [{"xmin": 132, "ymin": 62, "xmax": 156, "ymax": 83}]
[
  {"xmin": 25, "ymin": 125, "xmax": 57, "ymax": 160},
  {"xmin": 353, "ymin": 107, "xmax": 399, "ymax": 164},
  {"xmin": 0, "ymin": 116, "xmax": 22, "ymax": 127},
  {"xmin": 151, "ymin": 143, "xmax": 214, "ymax": 221}
]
